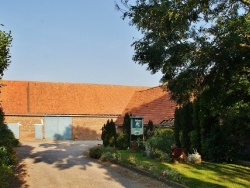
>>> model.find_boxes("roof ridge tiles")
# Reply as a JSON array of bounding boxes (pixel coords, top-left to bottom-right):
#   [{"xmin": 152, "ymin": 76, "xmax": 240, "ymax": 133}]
[{"xmin": 2, "ymin": 79, "xmax": 151, "ymax": 88}]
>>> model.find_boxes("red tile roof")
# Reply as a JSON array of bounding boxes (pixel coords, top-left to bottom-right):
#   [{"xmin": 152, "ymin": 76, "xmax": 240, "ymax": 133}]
[
  {"xmin": 115, "ymin": 86, "xmax": 177, "ymax": 125},
  {"xmin": 0, "ymin": 80, "xmax": 149, "ymax": 115}
]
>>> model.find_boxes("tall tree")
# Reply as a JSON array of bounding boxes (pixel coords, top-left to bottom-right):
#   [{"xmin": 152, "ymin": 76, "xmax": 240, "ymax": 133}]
[
  {"xmin": 0, "ymin": 26, "xmax": 12, "ymax": 78},
  {"xmin": 117, "ymin": 0, "xmax": 250, "ymax": 106},
  {"xmin": 117, "ymin": 0, "xmax": 250, "ymax": 160}
]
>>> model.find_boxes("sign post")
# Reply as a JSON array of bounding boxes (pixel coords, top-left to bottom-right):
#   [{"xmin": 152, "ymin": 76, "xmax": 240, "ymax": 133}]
[{"xmin": 130, "ymin": 116, "xmax": 144, "ymax": 148}]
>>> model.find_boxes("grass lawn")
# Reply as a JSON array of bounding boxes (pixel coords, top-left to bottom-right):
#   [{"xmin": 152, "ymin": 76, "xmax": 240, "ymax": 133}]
[{"xmin": 118, "ymin": 150, "xmax": 250, "ymax": 188}]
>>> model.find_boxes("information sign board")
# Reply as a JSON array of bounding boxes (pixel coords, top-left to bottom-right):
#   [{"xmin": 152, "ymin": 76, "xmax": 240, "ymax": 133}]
[{"xmin": 130, "ymin": 116, "xmax": 144, "ymax": 135}]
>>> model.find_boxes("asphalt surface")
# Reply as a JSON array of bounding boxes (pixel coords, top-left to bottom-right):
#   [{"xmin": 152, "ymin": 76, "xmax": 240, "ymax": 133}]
[{"xmin": 16, "ymin": 140, "xmax": 172, "ymax": 188}]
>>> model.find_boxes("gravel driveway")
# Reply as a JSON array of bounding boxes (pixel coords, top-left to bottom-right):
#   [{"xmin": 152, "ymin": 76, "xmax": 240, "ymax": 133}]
[{"xmin": 15, "ymin": 140, "xmax": 171, "ymax": 188}]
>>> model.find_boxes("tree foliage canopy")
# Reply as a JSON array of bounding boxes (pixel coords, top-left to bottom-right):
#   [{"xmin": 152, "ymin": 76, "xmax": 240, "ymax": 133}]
[
  {"xmin": 117, "ymin": 1, "xmax": 250, "ymax": 160},
  {"xmin": 117, "ymin": 0, "xmax": 250, "ymax": 108},
  {"xmin": 0, "ymin": 26, "xmax": 12, "ymax": 78}
]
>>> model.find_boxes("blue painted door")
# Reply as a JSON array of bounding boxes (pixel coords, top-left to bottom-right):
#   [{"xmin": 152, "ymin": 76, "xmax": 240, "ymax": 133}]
[
  {"xmin": 7, "ymin": 123, "xmax": 20, "ymax": 139},
  {"xmin": 45, "ymin": 117, "xmax": 72, "ymax": 140},
  {"xmin": 35, "ymin": 124, "xmax": 43, "ymax": 139}
]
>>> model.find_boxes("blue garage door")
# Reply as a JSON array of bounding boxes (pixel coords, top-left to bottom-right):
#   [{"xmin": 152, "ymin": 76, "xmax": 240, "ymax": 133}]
[
  {"xmin": 35, "ymin": 124, "xmax": 43, "ymax": 140},
  {"xmin": 45, "ymin": 117, "xmax": 72, "ymax": 140},
  {"xmin": 7, "ymin": 123, "xmax": 20, "ymax": 139}
]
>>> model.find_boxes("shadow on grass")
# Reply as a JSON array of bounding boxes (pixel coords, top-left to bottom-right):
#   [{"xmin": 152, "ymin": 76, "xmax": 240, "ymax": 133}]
[
  {"xmin": 169, "ymin": 161, "xmax": 250, "ymax": 188},
  {"xmin": 119, "ymin": 150, "xmax": 250, "ymax": 188}
]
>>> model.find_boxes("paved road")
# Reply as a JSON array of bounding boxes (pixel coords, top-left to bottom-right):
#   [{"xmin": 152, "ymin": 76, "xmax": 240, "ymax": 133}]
[{"xmin": 16, "ymin": 141, "xmax": 171, "ymax": 188}]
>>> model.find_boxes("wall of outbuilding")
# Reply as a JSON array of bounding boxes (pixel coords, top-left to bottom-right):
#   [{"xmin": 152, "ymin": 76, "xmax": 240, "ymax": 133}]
[
  {"xmin": 4, "ymin": 115, "xmax": 118, "ymax": 141},
  {"xmin": 72, "ymin": 116, "xmax": 118, "ymax": 140},
  {"xmin": 4, "ymin": 116, "xmax": 43, "ymax": 141}
]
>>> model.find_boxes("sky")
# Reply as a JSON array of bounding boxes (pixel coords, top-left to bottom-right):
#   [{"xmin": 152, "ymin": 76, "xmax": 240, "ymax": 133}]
[{"xmin": 0, "ymin": 0, "xmax": 163, "ymax": 87}]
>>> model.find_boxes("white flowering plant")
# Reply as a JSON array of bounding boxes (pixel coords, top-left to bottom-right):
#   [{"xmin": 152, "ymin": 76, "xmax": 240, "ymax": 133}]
[{"xmin": 187, "ymin": 149, "xmax": 202, "ymax": 164}]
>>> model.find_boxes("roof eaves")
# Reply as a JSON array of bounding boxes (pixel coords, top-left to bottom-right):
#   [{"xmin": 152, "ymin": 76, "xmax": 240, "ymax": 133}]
[{"xmin": 4, "ymin": 113, "xmax": 120, "ymax": 118}]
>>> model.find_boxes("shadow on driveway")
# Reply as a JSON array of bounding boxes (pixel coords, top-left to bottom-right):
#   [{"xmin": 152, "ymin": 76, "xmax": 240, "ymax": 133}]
[
  {"xmin": 15, "ymin": 140, "xmax": 169, "ymax": 188},
  {"xmin": 17, "ymin": 141, "xmax": 101, "ymax": 170}
]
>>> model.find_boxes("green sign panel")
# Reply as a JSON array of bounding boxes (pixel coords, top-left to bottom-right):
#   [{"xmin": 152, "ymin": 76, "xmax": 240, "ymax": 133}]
[{"xmin": 130, "ymin": 116, "xmax": 144, "ymax": 135}]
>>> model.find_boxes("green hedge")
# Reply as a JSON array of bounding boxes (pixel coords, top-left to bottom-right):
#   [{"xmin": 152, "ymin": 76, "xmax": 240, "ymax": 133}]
[
  {"xmin": 0, "ymin": 123, "xmax": 19, "ymax": 187},
  {"xmin": 89, "ymin": 145, "xmax": 118, "ymax": 162}
]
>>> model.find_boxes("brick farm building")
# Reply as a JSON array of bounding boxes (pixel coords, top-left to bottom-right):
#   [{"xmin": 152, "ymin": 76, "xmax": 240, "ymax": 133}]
[{"xmin": 0, "ymin": 80, "xmax": 176, "ymax": 140}]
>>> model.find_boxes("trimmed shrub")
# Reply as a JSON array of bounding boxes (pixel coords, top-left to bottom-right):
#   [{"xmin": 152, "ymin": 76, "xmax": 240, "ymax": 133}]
[
  {"xmin": 100, "ymin": 151, "xmax": 119, "ymax": 162},
  {"xmin": 144, "ymin": 128, "xmax": 175, "ymax": 162},
  {"xmin": 102, "ymin": 146, "xmax": 117, "ymax": 154},
  {"xmin": 89, "ymin": 145, "xmax": 105, "ymax": 159},
  {"xmin": 146, "ymin": 128, "xmax": 175, "ymax": 153},
  {"xmin": 101, "ymin": 119, "xmax": 116, "ymax": 147},
  {"xmin": 152, "ymin": 149, "xmax": 172, "ymax": 162},
  {"xmin": 89, "ymin": 146, "xmax": 117, "ymax": 160},
  {"xmin": 116, "ymin": 133, "xmax": 129, "ymax": 150}
]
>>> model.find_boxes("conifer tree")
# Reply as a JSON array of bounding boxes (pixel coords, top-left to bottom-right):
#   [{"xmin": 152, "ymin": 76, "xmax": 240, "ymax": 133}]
[
  {"xmin": 122, "ymin": 113, "xmax": 131, "ymax": 147},
  {"xmin": 145, "ymin": 120, "xmax": 154, "ymax": 140},
  {"xmin": 101, "ymin": 119, "xmax": 116, "ymax": 147}
]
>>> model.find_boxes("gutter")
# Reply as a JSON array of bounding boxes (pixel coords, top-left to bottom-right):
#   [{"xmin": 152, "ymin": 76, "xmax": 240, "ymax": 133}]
[{"xmin": 3, "ymin": 114, "xmax": 121, "ymax": 118}]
